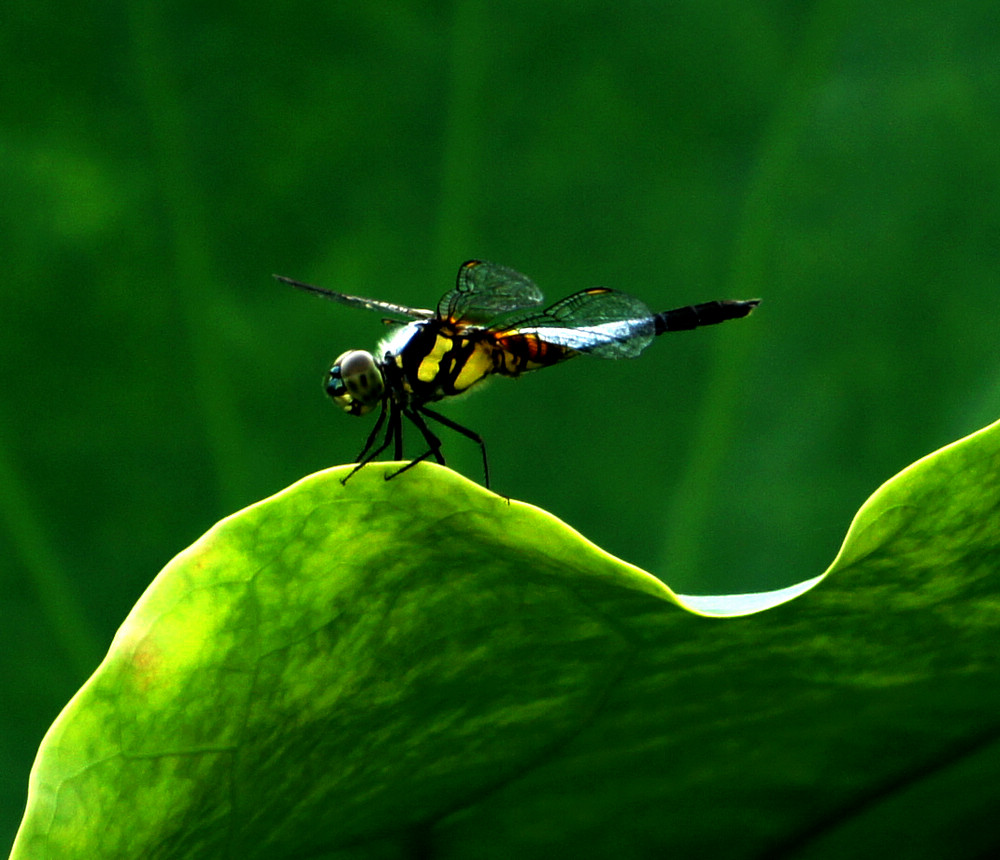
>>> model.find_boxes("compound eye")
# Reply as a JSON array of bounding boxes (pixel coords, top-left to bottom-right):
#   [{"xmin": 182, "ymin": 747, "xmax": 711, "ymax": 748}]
[{"xmin": 326, "ymin": 350, "xmax": 384, "ymax": 416}]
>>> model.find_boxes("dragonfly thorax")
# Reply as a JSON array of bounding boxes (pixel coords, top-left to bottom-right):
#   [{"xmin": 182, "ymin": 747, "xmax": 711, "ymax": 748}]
[{"xmin": 326, "ymin": 350, "xmax": 385, "ymax": 416}]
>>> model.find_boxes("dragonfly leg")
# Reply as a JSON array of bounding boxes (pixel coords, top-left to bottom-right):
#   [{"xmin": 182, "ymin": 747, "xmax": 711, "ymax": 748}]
[
  {"xmin": 417, "ymin": 405, "xmax": 490, "ymax": 489},
  {"xmin": 403, "ymin": 407, "xmax": 447, "ymax": 465},
  {"xmin": 385, "ymin": 407, "xmax": 446, "ymax": 482},
  {"xmin": 392, "ymin": 405, "xmax": 404, "ymax": 461},
  {"xmin": 353, "ymin": 401, "xmax": 388, "ymax": 462},
  {"xmin": 383, "ymin": 413, "xmax": 441, "ymax": 481},
  {"xmin": 342, "ymin": 401, "xmax": 395, "ymax": 484}
]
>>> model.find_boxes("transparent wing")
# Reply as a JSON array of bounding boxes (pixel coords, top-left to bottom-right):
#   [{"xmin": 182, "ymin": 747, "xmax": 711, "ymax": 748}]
[
  {"xmin": 437, "ymin": 260, "xmax": 545, "ymax": 324},
  {"xmin": 274, "ymin": 275, "xmax": 434, "ymax": 320},
  {"xmin": 496, "ymin": 287, "xmax": 656, "ymax": 359}
]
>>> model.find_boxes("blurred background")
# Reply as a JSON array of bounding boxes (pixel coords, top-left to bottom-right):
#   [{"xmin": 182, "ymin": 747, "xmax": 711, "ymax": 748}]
[{"xmin": 3, "ymin": 0, "xmax": 999, "ymax": 848}]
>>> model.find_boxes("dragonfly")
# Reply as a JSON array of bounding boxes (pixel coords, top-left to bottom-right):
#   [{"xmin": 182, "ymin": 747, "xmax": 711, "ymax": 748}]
[{"xmin": 276, "ymin": 260, "xmax": 760, "ymax": 488}]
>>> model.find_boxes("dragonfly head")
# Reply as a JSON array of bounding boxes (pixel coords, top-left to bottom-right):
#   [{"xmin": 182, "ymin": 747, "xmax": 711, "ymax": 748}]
[{"xmin": 326, "ymin": 350, "xmax": 385, "ymax": 416}]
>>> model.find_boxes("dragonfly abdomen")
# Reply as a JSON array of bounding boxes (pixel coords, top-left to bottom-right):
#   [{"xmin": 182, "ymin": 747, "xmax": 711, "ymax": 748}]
[
  {"xmin": 653, "ymin": 298, "xmax": 760, "ymax": 334},
  {"xmin": 491, "ymin": 333, "xmax": 577, "ymax": 377}
]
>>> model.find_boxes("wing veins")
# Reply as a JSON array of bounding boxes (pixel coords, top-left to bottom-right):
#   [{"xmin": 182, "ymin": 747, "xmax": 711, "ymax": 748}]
[
  {"xmin": 274, "ymin": 275, "xmax": 434, "ymax": 320},
  {"xmin": 439, "ymin": 260, "xmax": 546, "ymax": 324},
  {"xmin": 494, "ymin": 288, "xmax": 656, "ymax": 358}
]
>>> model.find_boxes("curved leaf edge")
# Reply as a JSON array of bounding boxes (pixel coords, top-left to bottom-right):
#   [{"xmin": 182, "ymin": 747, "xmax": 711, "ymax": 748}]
[{"xmin": 213, "ymin": 411, "xmax": 1000, "ymax": 621}]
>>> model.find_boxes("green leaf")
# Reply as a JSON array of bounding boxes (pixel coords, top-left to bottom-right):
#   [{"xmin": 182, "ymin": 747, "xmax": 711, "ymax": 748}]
[{"xmin": 11, "ymin": 418, "xmax": 1000, "ymax": 859}]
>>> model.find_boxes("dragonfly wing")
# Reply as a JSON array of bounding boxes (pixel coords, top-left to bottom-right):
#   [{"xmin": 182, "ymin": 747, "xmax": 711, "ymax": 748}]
[
  {"xmin": 503, "ymin": 287, "xmax": 656, "ymax": 359},
  {"xmin": 437, "ymin": 260, "xmax": 546, "ymax": 324},
  {"xmin": 274, "ymin": 275, "xmax": 434, "ymax": 320}
]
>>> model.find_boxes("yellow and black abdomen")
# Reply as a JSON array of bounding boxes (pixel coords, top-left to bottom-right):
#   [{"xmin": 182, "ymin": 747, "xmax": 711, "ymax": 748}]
[{"xmin": 491, "ymin": 332, "xmax": 577, "ymax": 376}]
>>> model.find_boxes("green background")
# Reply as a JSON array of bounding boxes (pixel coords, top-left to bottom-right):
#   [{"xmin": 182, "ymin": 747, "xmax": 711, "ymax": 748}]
[{"xmin": 2, "ymin": 0, "xmax": 999, "ymax": 850}]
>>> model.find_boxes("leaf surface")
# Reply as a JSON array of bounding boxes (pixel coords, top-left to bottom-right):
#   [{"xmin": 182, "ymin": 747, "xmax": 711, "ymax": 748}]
[{"xmin": 11, "ymin": 418, "xmax": 1000, "ymax": 859}]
